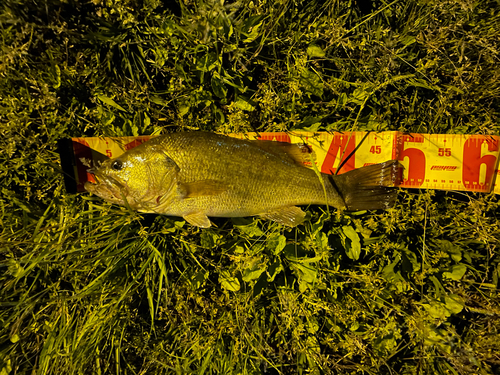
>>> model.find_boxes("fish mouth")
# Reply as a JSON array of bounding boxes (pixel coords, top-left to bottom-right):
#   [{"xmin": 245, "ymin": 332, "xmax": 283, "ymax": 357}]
[
  {"xmin": 85, "ymin": 168, "xmax": 122, "ymax": 187},
  {"xmin": 84, "ymin": 169, "xmax": 125, "ymax": 204}
]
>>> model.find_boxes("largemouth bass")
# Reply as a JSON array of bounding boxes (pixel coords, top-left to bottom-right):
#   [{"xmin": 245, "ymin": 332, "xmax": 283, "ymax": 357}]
[{"xmin": 84, "ymin": 132, "xmax": 400, "ymax": 227}]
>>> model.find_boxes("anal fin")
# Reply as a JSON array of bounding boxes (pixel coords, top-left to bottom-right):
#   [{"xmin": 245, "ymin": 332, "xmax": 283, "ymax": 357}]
[{"xmin": 260, "ymin": 206, "xmax": 306, "ymax": 227}]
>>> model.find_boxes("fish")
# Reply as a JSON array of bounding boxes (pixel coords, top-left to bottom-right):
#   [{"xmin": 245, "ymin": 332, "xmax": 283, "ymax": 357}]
[{"xmin": 84, "ymin": 132, "xmax": 400, "ymax": 228}]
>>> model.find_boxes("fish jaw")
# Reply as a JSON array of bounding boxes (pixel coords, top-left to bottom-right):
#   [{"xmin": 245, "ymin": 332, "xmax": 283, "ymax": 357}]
[{"xmin": 84, "ymin": 171, "xmax": 128, "ymax": 206}]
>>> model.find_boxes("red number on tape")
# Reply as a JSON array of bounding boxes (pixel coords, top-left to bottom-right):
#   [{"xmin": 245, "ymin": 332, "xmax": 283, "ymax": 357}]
[
  {"xmin": 400, "ymin": 136, "xmax": 426, "ymax": 187},
  {"xmin": 438, "ymin": 148, "xmax": 451, "ymax": 157}
]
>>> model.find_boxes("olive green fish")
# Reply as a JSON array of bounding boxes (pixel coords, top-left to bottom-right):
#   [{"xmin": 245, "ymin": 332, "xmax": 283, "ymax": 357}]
[{"xmin": 84, "ymin": 132, "xmax": 399, "ymax": 227}]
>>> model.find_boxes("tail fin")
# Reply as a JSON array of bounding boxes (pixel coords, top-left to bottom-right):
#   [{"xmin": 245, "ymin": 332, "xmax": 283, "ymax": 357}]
[{"xmin": 330, "ymin": 160, "xmax": 401, "ymax": 211}]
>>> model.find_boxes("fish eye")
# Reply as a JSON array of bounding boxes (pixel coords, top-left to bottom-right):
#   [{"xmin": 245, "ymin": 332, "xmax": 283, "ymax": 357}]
[{"xmin": 111, "ymin": 160, "xmax": 123, "ymax": 171}]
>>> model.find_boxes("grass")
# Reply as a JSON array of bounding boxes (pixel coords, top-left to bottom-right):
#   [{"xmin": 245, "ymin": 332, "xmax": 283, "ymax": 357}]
[{"xmin": 1, "ymin": 0, "xmax": 500, "ymax": 373}]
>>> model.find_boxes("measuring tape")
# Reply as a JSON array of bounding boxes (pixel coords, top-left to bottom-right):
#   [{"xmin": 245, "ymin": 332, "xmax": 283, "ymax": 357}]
[{"xmin": 60, "ymin": 131, "xmax": 500, "ymax": 194}]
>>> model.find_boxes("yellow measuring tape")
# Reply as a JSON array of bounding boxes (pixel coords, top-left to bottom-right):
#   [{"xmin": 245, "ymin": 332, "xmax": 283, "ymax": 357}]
[{"xmin": 63, "ymin": 131, "xmax": 500, "ymax": 194}]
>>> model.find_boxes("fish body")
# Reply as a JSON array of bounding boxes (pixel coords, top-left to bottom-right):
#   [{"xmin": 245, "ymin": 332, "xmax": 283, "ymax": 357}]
[{"xmin": 85, "ymin": 132, "xmax": 399, "ymax": 227}]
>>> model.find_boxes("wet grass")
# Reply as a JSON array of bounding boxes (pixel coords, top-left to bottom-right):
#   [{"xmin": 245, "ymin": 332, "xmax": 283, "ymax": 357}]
[{"xmin": 1, "ymin": 0, "xmax": 500, "ymax": 373}]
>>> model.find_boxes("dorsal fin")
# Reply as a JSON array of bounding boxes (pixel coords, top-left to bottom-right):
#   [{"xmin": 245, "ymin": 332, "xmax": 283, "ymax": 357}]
[{"xmin": 250, "ymin": 139, "xmax": 314, "ymax": 165}]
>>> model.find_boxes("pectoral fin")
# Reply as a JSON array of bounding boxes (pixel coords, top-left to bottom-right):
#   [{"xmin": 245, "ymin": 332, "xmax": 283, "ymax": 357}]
[
  {"xmin": 183, "ymin": 212, "xmax": 212, "ymax": 228},
  {"xmin": 260, "ymin": 206, "xmax": 306, "ymax": 227},
  {"xmin": 179, "ymin": 180, "xmax": 229, "ymax": 198}
]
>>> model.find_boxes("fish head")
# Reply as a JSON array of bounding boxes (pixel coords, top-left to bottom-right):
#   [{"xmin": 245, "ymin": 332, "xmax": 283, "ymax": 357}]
[{"xmin": 84, "ymin": 144, "xmax": 179, "ymax": 210}]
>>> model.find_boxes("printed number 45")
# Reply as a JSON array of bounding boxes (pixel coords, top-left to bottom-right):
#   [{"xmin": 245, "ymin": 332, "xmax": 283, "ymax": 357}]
[
  {"xmin": 370, "ymin": 145, "xmax": 381, "ymax": 154},
  {"xmin": 438, "ymin": 148, "xmax": 451, "ymax": 157}
]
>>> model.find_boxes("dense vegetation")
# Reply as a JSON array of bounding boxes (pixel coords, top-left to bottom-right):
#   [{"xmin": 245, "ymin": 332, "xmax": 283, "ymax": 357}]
[{"xmin": 1, "ymin": 0, "xmax": 500, "ymax": 373}]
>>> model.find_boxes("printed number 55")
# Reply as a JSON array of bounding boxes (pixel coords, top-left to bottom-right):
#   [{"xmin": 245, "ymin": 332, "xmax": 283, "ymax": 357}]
[{"xmin": 438, "ymin": 148, "xmax": 451, "ymax": 157}]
